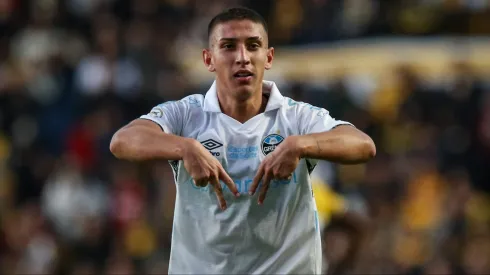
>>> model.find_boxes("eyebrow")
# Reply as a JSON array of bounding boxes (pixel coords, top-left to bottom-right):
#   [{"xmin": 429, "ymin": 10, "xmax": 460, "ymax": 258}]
[{"xmin": 219, "ymin": 36, "xmax": 262, "ymax": 42}]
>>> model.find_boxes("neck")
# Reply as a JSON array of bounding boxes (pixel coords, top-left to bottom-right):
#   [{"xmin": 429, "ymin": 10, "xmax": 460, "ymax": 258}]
[{"xmin": 217, "ymin": 86, "xmax": 267, "ymax": 124}]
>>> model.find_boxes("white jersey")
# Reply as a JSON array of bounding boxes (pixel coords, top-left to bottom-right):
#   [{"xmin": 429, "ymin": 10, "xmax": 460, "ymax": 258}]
[{"xmin": 140, "ymin": 80, "xmax": 352, "ymax": 274}]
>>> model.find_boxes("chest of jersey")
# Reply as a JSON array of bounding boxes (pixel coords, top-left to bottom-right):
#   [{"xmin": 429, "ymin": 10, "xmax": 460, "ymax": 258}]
[
  {"xmin": 184, "ymin": 110, "xmax": 297, "ymax": 176},
  {"xmin": 173, "ymin": 108, "xmax": 310, "ymax": 225}
]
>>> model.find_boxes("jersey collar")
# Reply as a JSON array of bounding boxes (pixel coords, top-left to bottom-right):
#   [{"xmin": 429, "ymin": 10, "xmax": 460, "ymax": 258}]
[{"xmin": 203, "ymin": 80, "xmax": 284, "ymax": 113}]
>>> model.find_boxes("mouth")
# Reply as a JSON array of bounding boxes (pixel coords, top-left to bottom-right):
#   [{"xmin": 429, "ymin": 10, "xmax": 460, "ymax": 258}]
[{"xmin": 233, "ymin": 70, "xmax": 254, "ymax": 83}]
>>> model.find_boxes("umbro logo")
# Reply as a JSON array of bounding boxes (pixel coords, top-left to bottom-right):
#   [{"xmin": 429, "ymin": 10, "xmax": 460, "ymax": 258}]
[{"xmin": 200, "ymin": 139, "xmax": 223, "ymax": 151}]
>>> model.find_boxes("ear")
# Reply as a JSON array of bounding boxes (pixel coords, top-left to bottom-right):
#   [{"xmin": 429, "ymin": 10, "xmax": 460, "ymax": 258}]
[
  {"xmin": 265, "ymin": 47, "xmax": 274, "ymax": 70},
  {"xmin": 202, "ymin": 49, "xmax": 215, "ymax": 72}
]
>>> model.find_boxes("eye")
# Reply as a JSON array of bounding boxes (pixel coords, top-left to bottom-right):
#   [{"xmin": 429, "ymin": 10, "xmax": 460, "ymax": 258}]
[
  {"xmin": 222, "ymin": 44, "xmax": 234, "ymax": 49},
  {"xmin": 248, "ymin": 43, "xmax": 260, "ymax": 50}
]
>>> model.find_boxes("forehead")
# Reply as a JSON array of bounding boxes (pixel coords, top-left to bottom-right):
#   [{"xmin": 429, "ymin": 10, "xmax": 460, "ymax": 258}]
[{"xmin": 211, "ymin": 19, "xmax": 267, "ymax": 41}]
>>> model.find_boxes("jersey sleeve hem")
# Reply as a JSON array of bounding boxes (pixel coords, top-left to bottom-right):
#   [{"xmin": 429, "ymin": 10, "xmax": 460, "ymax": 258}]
[
  {"xmin": 139, "ymin": 115, "xmax": 173, "ymax": 134},
  {"xmin": 329, "ymin": 121, "xmax": 355, "ymax": 130}
]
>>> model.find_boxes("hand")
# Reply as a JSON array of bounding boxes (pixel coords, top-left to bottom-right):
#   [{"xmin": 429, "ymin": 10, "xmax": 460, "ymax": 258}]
[
  {"xmin": 249, "ymin": 136, "xmax": 302, "ymax": 204},
  {"xmin": 182, "ymin": 139, "xmax": 239, "ymax": 210}
]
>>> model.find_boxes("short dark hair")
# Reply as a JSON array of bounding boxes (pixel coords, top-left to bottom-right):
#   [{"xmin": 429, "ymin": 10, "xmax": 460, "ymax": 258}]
[{"xmin": 207, "ymin": 7, "xmax": 268, "ymax": 40}]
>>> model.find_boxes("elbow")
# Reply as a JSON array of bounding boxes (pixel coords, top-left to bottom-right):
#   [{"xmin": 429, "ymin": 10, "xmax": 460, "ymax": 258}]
[
  {"xmin": 364, "ymin": 137, "xmax": 376, "ymax": 160},
  {"xmin": 110, "ymin": 130, "xmax": 128, "ymax": 159},
  {"xmin": 358, "ymin": 135, "xmax": 376, "ymax": 162}
]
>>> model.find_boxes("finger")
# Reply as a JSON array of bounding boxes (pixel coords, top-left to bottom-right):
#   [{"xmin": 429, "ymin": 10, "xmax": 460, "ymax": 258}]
[
  {"xmin": 219, "ymin": 168, "xmax": 239, "ymax": 197},
  {"xmin": 249, "ymin": 164, "xmax": 265, "ymax": 195},
  {"xmin": 210, "ymin": 177, "xmax": 227, "ymax": 210},
  {"xmin": 258, "ymin": 172, "xmax": 272, "ymax": 205}
]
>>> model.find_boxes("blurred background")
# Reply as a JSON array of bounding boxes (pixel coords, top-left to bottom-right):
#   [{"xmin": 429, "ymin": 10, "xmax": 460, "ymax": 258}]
[{"xmin": 1, "ymin": 0, "xmax": 490, "ymax": 274}]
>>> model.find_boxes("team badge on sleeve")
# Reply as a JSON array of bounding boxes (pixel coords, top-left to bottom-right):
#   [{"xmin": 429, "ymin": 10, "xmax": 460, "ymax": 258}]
[
  {"xmin": 261, "ymin": 134, "xmax": 284, "ymax": 155},
  {"xmin": 149, "ymin": 107, "xmax": 164, "ymax": 118}
]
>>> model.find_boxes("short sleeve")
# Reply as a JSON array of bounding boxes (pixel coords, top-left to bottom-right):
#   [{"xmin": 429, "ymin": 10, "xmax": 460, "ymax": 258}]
[
  {"xmin": 140, "ymin": 100, "xmax": 186, "ymax": 136},
  {"xmin": 297, "ymin": 102, "xmax": 353, "ymax": 135},
  {"xmin": 294, "ymin": 101, "xmax": 354, "ymax": 170}
]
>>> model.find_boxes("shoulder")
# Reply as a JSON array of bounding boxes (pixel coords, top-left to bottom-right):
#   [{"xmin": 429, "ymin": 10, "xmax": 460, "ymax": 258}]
[
  {"xmin": 179, "ymin": 94, "xmax": 205, "ymax": 108},
  {"xmin": 280, "ymin": 96, "xmax": 330, "ymax": 117},
  {"xmin": 155, "ymin": 94, "xmax": 204, "ymax": 109},
  {"xmin": 146, "ymin": 94, "xmax": 204, "ymax": 121}
]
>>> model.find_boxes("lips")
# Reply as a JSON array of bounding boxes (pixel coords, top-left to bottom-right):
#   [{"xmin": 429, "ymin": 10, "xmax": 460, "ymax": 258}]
[
  {"xmin": 233, "ymin": 70, "xmax": 254, "ymax": 78},
  {"xmin": 233, "ymin": 70, "xmax": 254, "ymax": 84}
]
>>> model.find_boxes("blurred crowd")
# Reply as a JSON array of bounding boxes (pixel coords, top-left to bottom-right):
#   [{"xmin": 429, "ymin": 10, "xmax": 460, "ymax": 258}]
[{"xmin": 1, "ymin": 0, "xmax": 490, "ymax": 274}]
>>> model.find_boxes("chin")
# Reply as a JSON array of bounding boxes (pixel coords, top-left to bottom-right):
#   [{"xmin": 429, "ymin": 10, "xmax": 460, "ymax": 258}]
[{"xmin": 234, "ymin": 85, "xmax": 255, "ymax": 101}]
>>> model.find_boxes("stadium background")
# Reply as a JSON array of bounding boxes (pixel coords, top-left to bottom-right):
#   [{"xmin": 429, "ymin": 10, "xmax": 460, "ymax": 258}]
[{"xmin": 1, "ymin": 0, "xmax": 490, "ymax": 274}]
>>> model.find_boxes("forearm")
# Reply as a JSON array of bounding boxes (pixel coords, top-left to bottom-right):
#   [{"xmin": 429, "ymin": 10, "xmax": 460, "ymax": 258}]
[
  {"xmin": 297, "ymin": 126, "xmax": 376, "ymax": 164},
  {"xmin": 110, "ymin": 124, "xmax": 193, "ymax": 161}
]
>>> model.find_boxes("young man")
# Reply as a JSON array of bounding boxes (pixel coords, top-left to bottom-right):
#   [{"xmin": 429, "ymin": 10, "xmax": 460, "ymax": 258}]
[{"xmin": 110, "ymin": 7, "xmax": 375, "ymax": 274}]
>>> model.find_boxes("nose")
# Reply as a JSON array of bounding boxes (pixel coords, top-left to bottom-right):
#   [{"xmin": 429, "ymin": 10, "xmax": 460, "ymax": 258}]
[{"xmin": 235, "ymin": 45, "xmax": 250, "ymax": 66}]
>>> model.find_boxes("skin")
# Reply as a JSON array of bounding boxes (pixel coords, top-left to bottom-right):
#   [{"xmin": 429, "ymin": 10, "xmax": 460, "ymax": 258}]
[
  {"xmin": 109, "ymin": 119, "xmax": 239, "ymax": 210},
  {"xmin": 202, "ymin": 19, "xmax": 274, "ymax": 123},
  {"xmin": 249, "ymin": 127, "xmax": 376, "ymax": 204},
  {"xmin": 110, "ymin": 19, "xmax": 376, "ymax": 209}
]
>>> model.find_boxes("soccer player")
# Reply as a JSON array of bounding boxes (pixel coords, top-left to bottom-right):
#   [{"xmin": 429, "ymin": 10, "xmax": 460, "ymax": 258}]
[{"xmin": 109, "ymin": 7, "xmax": 376, "ymax": 274}]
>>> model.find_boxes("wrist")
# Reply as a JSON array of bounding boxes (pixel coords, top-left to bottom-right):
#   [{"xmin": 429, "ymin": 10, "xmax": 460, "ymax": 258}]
[
  {"xmin": 177, "ymin": 137, "xmax": 199, "ymax": 160},
  {"xmin": 292, "ymin": 134, "xmax": 318, "ymax": 159},
  {"xmin": 288, "ymin": 135, "xmax": 306, "ymax": 159}
]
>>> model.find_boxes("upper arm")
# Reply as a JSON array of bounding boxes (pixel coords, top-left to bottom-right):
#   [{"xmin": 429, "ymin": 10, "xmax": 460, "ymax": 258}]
[
  {"xmin": 294, "ymin": 100, "xmax": 354, "ymax": 166},
  {"xmin": 124, "ymin": 118, "xmax": 166, "ymax": 132},
  {"xmin": 139, "ymin": 100, "xmax": 188, "ymax": 136},
  {"xmin": 295, "ymin": 101, "xmax": 353, "ymax": 135},
  {"xmin": 324, "ymin": 123, "xmax": 373, "ymax": 142}
]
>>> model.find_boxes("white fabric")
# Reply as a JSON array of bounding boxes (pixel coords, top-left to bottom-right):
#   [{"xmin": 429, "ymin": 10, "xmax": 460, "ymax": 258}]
[{"xmin": 140, "ymin": 80, "xmax": 353, "ymax": 274}]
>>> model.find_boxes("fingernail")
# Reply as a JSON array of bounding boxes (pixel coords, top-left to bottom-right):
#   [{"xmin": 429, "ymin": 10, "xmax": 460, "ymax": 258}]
[
  {"xmin": 235, "ymin": 192, "xmax": 240, "ymax": 197},
  {"xmin": 249, "ymin": 191, "xmax": 253, "ymax": 196},
  {"xmin": 258, "ymin": 200, "xmax": 262, "ymax": 205}
]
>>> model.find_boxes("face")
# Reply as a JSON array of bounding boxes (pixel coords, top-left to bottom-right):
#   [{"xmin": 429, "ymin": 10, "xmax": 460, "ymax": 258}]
[{"xmin": 203, "ymin": 20, "xmax": 274, "ymax": 100}]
